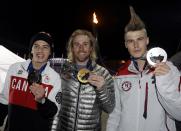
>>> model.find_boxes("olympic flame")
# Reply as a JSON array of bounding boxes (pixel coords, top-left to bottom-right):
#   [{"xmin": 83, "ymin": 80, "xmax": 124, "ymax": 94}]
[{"xmin": 93, "ymin": 12, "xmax": 98, "ymax": 24}]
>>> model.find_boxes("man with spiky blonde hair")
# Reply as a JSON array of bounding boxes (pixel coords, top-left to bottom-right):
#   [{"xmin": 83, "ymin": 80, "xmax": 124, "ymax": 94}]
[{"xmin": 107, "ymin": 6, "xmax": 181, "ymax": 131}]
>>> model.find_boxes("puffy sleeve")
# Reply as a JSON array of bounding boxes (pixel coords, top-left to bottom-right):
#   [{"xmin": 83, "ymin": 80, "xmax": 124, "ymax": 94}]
[{"xmin": 95, "ymin": 67, "xmax": 115, "ymax": 113}]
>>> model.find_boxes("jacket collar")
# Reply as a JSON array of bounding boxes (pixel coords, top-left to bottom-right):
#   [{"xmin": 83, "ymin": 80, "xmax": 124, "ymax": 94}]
[
  {"xmin": 128, "ymin": 60, "xmax": 150, "ymax": 74},
  {"xmin": 21, "ymin": 59, "xmax": 50, "ymax": 75}
]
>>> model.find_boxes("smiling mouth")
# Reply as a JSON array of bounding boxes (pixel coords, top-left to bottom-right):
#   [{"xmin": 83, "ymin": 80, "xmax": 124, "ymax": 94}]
[
  {"xmin": 79, "ymin": 51, "xmax": 86, "ymax": 54},
  {"xmin": 36, "ymin": 55, "xmax": 45, "ymax": 59}
]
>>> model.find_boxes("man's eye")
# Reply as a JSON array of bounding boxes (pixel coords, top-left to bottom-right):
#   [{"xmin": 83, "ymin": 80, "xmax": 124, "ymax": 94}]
[
  {"xmin": 43, "ymin": 46, "xmax": 49, "ymax": 49},
  {"xmin": 34, "ymin": 45, "xmax": 39, "ymax": 48},
  {"xmin": 138, "ymin": 37, "xmax": 144, "ymax": 41},
  {"xmin": 127, "ymin": 40, "xmax": 133, "ymax": 44}
]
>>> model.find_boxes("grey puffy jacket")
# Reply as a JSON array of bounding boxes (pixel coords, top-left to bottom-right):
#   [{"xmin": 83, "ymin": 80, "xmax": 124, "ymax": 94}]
[{"xmin": 52, "ymin": 61, "xmax": 115, "ymax": 131}]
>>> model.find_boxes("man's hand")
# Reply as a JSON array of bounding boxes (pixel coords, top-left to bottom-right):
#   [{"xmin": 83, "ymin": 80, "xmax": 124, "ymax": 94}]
[
  {"xmin": 153, "ymin": 62, "xmax": 170, "ymax": 76},
  {"xmin": 88, "ymin": 74, "xmax": 105, "ymax": 90},
  {"xmin": 29, "ymin": 83, "xmax": 45, "ymax": 102}
]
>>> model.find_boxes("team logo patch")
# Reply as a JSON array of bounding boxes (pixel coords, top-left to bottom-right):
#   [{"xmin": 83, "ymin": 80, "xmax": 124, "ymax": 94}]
[
  {"xmin": 17, "ymin": 70, "xmax": 23, "ymax": 75},
  {"xmin": 55, "ymin": 92, "xmax": 62, "ymax": 104},
  {"xmin": 122, "ymin": 81, "xmax": 132, "ymax": 91},
  {"xmin": 44, "ymin": 75, "xmax": 50, "ymax": 83}
]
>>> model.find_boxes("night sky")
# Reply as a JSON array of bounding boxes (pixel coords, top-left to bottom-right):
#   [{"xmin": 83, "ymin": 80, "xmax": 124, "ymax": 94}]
[{"xmin": 1, "ymin": 0, "xmax": 181, "ymax": 61}]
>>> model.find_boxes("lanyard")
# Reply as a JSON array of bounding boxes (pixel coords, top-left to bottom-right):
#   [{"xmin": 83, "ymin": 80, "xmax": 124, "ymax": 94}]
[{"xmin": 27, "ymin": 61, "xmax": 47, "ymax": 74}]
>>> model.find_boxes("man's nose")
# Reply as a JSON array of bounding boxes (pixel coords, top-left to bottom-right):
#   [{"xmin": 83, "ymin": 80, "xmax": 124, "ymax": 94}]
[
  {"xmin": 79, "ymin": 45, "xmax": 84, "ymax": 50},
  {"xmin": 37, "ymin": 47, "xmax": 44, "ymax": 52},
  {"xmin": 133, "ymin": 41, "xmax": 139, "ymax": 48}
]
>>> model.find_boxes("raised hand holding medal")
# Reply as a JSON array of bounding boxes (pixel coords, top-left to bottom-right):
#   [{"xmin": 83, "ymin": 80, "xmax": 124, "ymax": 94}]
[
  {"xmin": 77, "ymin": 68, "xmax": 105, "ymax": 90},
  {"xmin": 147, "ymin": 47, "xmax": 170, "ymax": 76}
]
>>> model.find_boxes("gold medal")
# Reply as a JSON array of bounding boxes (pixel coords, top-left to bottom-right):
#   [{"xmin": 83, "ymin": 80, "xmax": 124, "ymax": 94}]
[{"xmin": 77, "ymin": 68, "xmax": 90, "ymax": 83}]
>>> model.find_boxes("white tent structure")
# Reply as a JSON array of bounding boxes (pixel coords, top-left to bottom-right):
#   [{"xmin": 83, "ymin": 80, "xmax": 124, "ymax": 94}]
[{"xmin": 0, "ymin": 45, "xmax": 25, "ymax": 93}]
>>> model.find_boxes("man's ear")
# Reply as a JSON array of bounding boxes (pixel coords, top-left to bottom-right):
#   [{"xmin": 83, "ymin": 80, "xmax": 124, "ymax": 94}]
[
  {"xmin": 146, "ymin": 37, "xmax": 149, "ymax": 46},
  {"xmin": 125, "ymin": 42, "xmax": 128, "ymax": 48}
]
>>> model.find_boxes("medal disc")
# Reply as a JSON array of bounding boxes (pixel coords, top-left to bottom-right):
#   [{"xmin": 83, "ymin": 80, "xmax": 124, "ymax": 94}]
[
  {"xmin": 146, "ymin": 47, "xmax": 167, "ymax": 66},
  {"xmin": 77, "ymin": 68, "xmax": 90, "ymax": 83}
]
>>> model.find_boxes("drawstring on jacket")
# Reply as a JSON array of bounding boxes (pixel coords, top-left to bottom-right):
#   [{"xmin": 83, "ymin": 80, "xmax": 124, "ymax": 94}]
[{"xmin": 143, "ymin": 82, "xmax": 148, "ymax": 119}]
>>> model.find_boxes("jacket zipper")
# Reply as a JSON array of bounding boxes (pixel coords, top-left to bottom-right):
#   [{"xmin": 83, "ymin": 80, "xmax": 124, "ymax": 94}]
[{"xmin": 73, "ymin": 83, "xmax": 81, "ymax": 131}]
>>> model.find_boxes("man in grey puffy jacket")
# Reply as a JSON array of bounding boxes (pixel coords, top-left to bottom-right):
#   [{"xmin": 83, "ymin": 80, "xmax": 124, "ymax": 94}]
[{"xmin": 54, "ymin": 29, "xmax": 115, "ymax": 131}]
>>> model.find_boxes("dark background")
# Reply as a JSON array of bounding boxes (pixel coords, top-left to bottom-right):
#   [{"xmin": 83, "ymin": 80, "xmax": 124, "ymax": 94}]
[{"xmin": 1, "ymin": 0, "xmax": 181, "ymax": 61}]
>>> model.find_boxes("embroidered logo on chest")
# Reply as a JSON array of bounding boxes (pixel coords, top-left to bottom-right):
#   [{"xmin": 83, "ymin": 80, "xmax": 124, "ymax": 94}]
[
  {"xmin": 121, "ymin": 81, "xmax": 132, "ymax": 91},
  {"xmin": 44, "ymin": 75, "xmax": 50, "ymax": 83},
  {"xmin": 17, "ymin": 69, "xmax": 23, "ymax": 75}
]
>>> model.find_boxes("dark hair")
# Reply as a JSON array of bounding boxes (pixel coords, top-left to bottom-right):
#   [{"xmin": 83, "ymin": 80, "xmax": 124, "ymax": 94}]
[{"xmin": 29, "ymin": 31, "xmax": 54, "ymax": 58}]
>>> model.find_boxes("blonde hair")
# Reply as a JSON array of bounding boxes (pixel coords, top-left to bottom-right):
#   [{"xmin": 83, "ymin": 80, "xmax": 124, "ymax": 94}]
[{"xmin": 67, "ymin": 29, "xmax": 97, "ymax": 62}]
